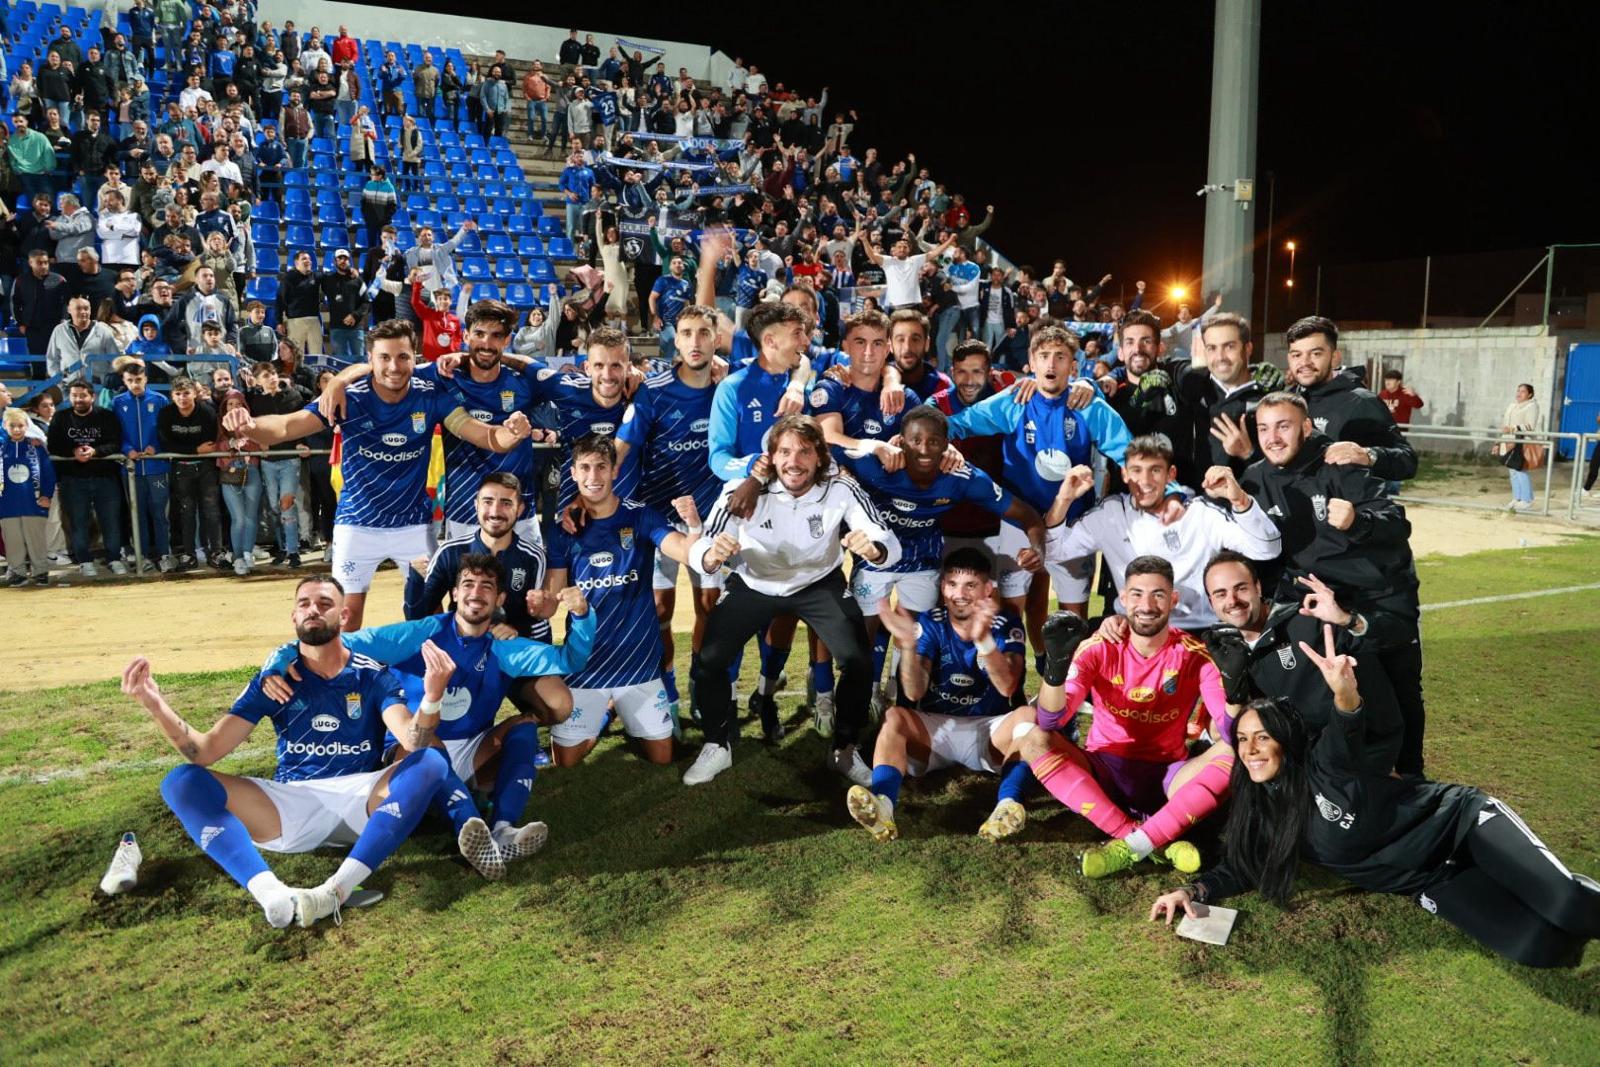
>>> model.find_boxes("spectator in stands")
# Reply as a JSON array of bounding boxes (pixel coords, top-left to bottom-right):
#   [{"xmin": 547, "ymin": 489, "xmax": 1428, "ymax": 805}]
[
  {"xmin": 0, "ymin": 199, "xmax": 19, "ymax": 315},
  {"xmin": 395, "ymin": 114, "xmax": 422, "ymax": 191},
  {"xmin": 214, "ymin": 387, "xmax": 262, "ymax": 574},
  {"xmin": 78, "ymin": 47, "xmax": 113, "ymax": 127},
  {"xmin": 199, "ymin": 231, "xmax": 241, "ymax": 314},
  {"xmin": 0, "ymin": 408, "xmax": 54, "ymax": 586},
  {"xmin": 347, "ymin": 104, "xmax": 377, "ymax": 167},
  {"xmin": 155, "ymin": 0, "xmax": 189, "ymax": 73},
  {"xmin": 408, "ymin": 272, "xmax": 460, "ymax": 361},
  {"xmin": 567, "ymin": 87, "xmax": 593, "ymax": 146},
  {"xmin": 377, "ymin": 51, "xmax": 405, "ymax": 120},
  {"xmin": 12, "ymin": 249, "xmax": 68, "ymax": 360},
  {"xmin": 258, "ymin": 50, "xmax": 287, "ymax": 126},
  {"xmin": 1499, "ymin": 383, "xmax": 1543, "ymax": 512},
  {"xmin": 331, "ymin": 26, "xmax": 360, "ymax": 68},
  {"xmin": 44, "ymin": 292, "xmax": 118, "ymax": 380},
  {"xmin": 157, "ymin": 375, "xmax": 223, "ymax": 570},
  {"xmin": 300, "ymin": 31, "xmax": 331, "ymax": 80},
  {"xmin": 47, "ymin": 194, "xmax": 96, "ymax": 288},
  {"xmin": 7, "ymin": 115, "xmax": 57, "ymax": 201},
  {"xmin": 559, "ymin": 30, "xmax": 583, "ymax": 73},
  {"xmin": 48, "ymin": 377, "xmax": 127, "ymax": 576},
  {"xmin": 72, "ymin": 111, "xmax": 116, "ymax": 208},
  {"xmin": 441, "ymin": 59, "xmax": 465, "ymax": 123},
  {"xmin": 403, "ymin": 220, "xmax": 476, "ymax": 293},
  {"xmin": 277, "ymin": 250, "xmax": 322, "ymax": 354},
  {"xmin": 71, "ymin": 247, "xmax": 117, "ymax": 309},
  {"xmin": 96, "ymin": 162, "xmax": 133, "ymax": 214},
  {"xmin": 413, "ymin": 52, "xmax": 439, "ymax": 119},
  {"xmin": 113, "ymin": 357, "xmax": 173, "ymax": 571},
  {"xmin": 320, "ymin": 249, "xmax": 369, "ymax": 358},
  {"xmin": 38, "ymin": 51, "xmax": 74, "ymax": 133},
  {"xmin": 523, "ymin": 61, "xmax": 553, "ymax": 141},
  {"xmin": 280, "ymin": 89, "xmax": 310, "ymax": 169},
  {"xmin": 559, "ymin": 150, "xmax": 594, "ymax": 246},
  {"xmin": 358, "ymin": 166, "xmax": 398, "ymax": 256},
  {"xmin": 246, "ymin": 361, "xmax": 310, "ymax": 568},
  {"xmin": 97, "ymin": 291, "xmax": 138, "ymax": 351},
  {"xmin": 179, "ymin": 266, "xmax": 238, "ymax": 352},
  {"xmin": 306, "ymin": 69, "xmax": 337, "ymax": 141}
]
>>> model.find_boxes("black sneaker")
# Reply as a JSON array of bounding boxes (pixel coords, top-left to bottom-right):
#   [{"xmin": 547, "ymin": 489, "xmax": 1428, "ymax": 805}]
[
  {"xmin": 750, "ymin": 692, "xmax": 784, "ymax": 743},
  {"xmin": 211, "ymin": 552, "xmax": 233, "ymax": 570},
  {"xmin": 7, "ymin": 573, "xmax": 27, "ymax": 587},
  {"xmin": 286, "ymin": 553, "xmax": 302, "ymax": 568},
  {"xmin": 175, "ymin": 554, "xmax": 198, "ymax": 571},
  {"xmin": 32, "ymin": 574, "xmax": 50, "ymax": 586},
  {"xmin": 270, "ymin": 553, "xmax": 286, "ymax": 566}
]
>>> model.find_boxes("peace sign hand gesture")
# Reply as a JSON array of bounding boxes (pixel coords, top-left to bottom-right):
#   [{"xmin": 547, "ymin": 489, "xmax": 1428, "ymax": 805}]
[{"xmin": 1297, "ymin": 623, "xmax": 1361, "ymax": 713}]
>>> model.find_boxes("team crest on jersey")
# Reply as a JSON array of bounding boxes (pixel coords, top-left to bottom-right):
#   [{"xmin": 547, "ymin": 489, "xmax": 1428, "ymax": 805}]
[
  {"xmin": 1128, "ymin": 686, "xmax": 1156, "ymax": 703},
  {"xmin": 1163, "ymin": 529, "xmax": 1181, "ymax": 551},
  {"xmin": 1161, "ymin": 668, "xmax": 1179, "ymax": 695},
  {"xmin": 500, "ymin": 390, "xmax": 516, "ymax": 412},
  {"xmin": 619, "ymin": 527, "xmax": 634, "ymax": 550},
  {"xmin": 1311, "ymin": 494, "xmax": 1328, "ymax": 522},
  {"xmin": 1277, "ymin": 645, "xmax": 1297, "ymax": 670},
  {"xmin": 510, "ymin": 566, "xmax": 527, "ymax": 591},
  {"xmin": 1062, "ymin": 417, "xmax": 1077, "ymax": 441},
  {"xmin": 1315, "ymin": 792, "xmax": 1355, "ymax": 828},
  {"xmin": 345, "ymin": 693, "xmax": 362, "ymax": 720},
  {"xmin": 411, "ymin": 411, "xmax": 426, "ymax": 433},
  {"xmin": 810, "ymin": 388, "xmax": 828, "ymax": 408},
  {"xmin": 807, "ymin": 514, "xmax": 823, "ymax": 539}
]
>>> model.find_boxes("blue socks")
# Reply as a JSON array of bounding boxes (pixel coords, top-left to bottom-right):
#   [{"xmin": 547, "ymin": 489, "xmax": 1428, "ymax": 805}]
[
  {"xmin": 160, "ymin": 763, "xmax": 270, "ymax": 888},
  {"xmin": 997, "ymin": 760, "xmax": 1032, "ymax": 805},
  {"xmin": 811, "ymin": 659, "xmax": 834, "ymax": 697},
  {"xmin": 489, "ymin": 724, "xmax": 540, "ymax": 831},
  {"xmin": 757, "ymin": 644, "xmax": 790, "ymax": 696},
  {"xmin": 663, "ymin": 668, "xmax": 679, "ymax": 705},
  {"xmin": 434, "ymin": 766, "xmax": 480, "ymax": 835},
  {"xmin": 349, "ymin": 747, "xmax": 447, "ymax": 871},
  {"xmin": 870, "ymin": 764, "xmax": 904, "ymax": 805}
]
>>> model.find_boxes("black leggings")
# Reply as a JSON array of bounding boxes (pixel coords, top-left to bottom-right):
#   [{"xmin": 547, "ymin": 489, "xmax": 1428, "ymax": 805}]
[
  {"xmin": 1422, "ymin": 797, "xmax": 1600, "ymax": 967},
  {"xmin": 1377, "ymin": 633, "xmax": 1426, "ymax": 776},
  {"xmin": 691, "ymin": 569, "xmax": 871, "ymax": 750}
]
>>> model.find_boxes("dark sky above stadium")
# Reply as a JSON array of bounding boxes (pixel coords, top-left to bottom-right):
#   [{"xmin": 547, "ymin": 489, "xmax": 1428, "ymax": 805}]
[{"xmin": 404, "ymin": 0, "xmax": 1596, "ymax": 319}]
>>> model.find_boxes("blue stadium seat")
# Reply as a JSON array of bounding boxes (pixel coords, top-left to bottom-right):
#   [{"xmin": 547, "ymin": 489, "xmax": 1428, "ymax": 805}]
[
  {"xmin": 255, "ymin": 248, "xmax": 280, "ymax": 272},
  {"xmin": 393, "ymin": 229, "xmax": 417, "ymax": 252},
  {"xmin": 250, "ymin": 221, "xmax": 280, "ymax": 245},
  {"xmin": 526, "ymin": 258, "xmax": 557, "ymax": 284},
  {"xmin": 547, "ymin": 238, "xmax": 575, "ymax": 259},
  {"xmin": 480, "ymin": 180, "xmax": 506, "ymax": 198},
  {"xmin": 427, "ymin": 178, "xmax": 452, "ymax": 198},
  {"xmin": 537, "ymin": 216, "xmax": 562, "ymax": 237},
  {"xmin": 492, "ymin": 257, "xmax": 524, "ymax": 282},
  {"xmin": 456, "ymin": 229, "xmax": 482, "ymax": 254},
  {"xmin": 476, "ymin": 213, "xmax": 504, "ymax": 233},
  {"xmin": 319, "ymin": 225, "xmax": 347, "ymax": 248},
  {"xmin": 516, "ymin": 235, "xmax": 546, "ymax": 258},
  {"xmin": 489, "ymin": 136, "xmax": 513, "ymax": 151},
  {"xmin": 412, "ymin": 209, "xmax": 440, "ymax": 229},
  {"xmin": 469, "ymin": 148, "xmax": 493, "ymax": 167},
  {"xmin": 443, "ymin": 146, "xmax": 466, "ymax": 164},
  {"xmin": 310, "ymin": 137, "xmax": 336, "ymax": 156},
  {"xmin": 494, "ymin": 150, "xmax": 519, "ymax": 169},
  {"xmin": 504, "ymin": 283, "xmax": 535, "ymax": 310},
  {"xmin": 253, "ymin": 200, "xmax": 281, "ymax": 221},
  {"xmin": 315, "ymin": 189, "xmax": 344, "ymax": 210},
  {"xmin": 505, "ymin": 215, "xmax": 534, "ymax": 236},
  {"xmin": 454, "ymin": 180, "xmax": 480, "ymax": 198},
  {"xmin": 470, "ymin": 283, "xmax": 500, "ymax": 303},
  {"xmin": 245, "ymin": 275, "xmax": 279, "ymax": 310},
  {"xmin": 462, "ymin": 195, "xmax": 487, "ymax": 214},
  {"xmin": 460, "ymin": 257, "xmax": 490, "ymax": 280},
  {"xmin": 448, "ymin": 163, "xmax": 472, "ymax": 181},
  {"xmin": 286, "ymin": 223, "xmax": 315, "ymax": 247},
  {"xmin": 422, "ymin": 161, "xmax": 447, "ymax": 180},
  {"xmin": 284, "ymin": 169, "xmax": 311, "ymax": 188},
  {"xmin": 310, "ymin": 152, "xmax": 336, "ymax": 172},
  {"xmin": 313, "ymin": 170, "xmax": 339, "ymax": 190},
  {"xmin": 485, "ymin": 233, "xmax": 513, "ymax": 257},
  {"xmin": 491, "ymin": 198, "xmax": 515, "ymax": 216},
  {"xmin": 405, "ymin": 193, "xmax": 430, "ymax": 212},
  {"xmin": 320, "ymin": 203, "xmax": 348, "ymax": 225},
  {"xmin": 285, "ymin": 186, "xmax": 311, "ymax": 207},
  {"xmin": 434, "ymin": 195, "xmax": 459, "ymax": 214},
  {"xmin": 462, "ymin": 133, "xmax": 485, "ymax": 150},
  {"xmin": 444, "ymin": 210, "xmax": 470, "ymax": 231}
]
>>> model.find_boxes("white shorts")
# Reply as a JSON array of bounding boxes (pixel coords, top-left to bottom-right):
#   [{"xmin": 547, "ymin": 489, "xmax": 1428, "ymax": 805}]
[
  {"xmin": 442, "ymin": 732, "xmax": 491, "ymax": 785},
  {"xmin": 331, "ymin": 522, "xmax": 435, "ymax": 594},
  {"xmin": 250, "ymin": 768, "xmax": 388, "ymax": 854},
  {"xmin": 905, "ymin": 712, "xmax": 1007, "ymax": 777},
  {"xmin": 995, "ymin": 521, "xmax": 1093, "ymax": 603},
  {"xmin": 445, "ymin": 517, "xmax": 542, "ymax": 548},
  {"xmin": 551, "ymin": 679, "xmax": 673, "ymax": 747},
  {"xmin": 653, "ymin": 527, "xmax": 724, "ymax": 592},
  {"xmin": 849, "ymin": 567, "xmax": 939, "ymax": 616}
]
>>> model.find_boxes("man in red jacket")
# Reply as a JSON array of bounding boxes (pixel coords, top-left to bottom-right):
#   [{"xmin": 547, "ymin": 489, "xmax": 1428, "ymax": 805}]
[
  {"xmin": 330, "ymin": 25, "xmax": 360, "ymax": 67},
  {"xmin": 409, "ymin": 272, "xmax": 461, "ymax": 362}
]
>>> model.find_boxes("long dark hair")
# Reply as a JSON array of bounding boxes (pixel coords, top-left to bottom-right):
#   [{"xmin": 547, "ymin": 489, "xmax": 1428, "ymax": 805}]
[{"xmin": 1223, "ymin": 698, "xmax": 1313, "ymax": 906}]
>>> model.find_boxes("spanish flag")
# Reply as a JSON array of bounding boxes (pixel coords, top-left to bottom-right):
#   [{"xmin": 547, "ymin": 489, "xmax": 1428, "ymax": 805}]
[{"xmin": 329, "ymin": 427, "xmax": 445, "ymax": 517}]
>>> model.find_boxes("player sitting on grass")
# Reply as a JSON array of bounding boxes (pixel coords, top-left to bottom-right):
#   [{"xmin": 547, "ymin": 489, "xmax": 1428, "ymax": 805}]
[
  {"xmin": 260, "ymin": 556, "xmax": 595, "ymax": 880},
  {"xmin": 123, "ymin": 576, "xmax": 455, "ymax": 928},
  {"xmin": 1015, "ymin": 556, "xmax": 1236, "ymax": 877},
  {"xmin": 846, "ymin": 548, "xmax": 1038, "ymax": 843}
]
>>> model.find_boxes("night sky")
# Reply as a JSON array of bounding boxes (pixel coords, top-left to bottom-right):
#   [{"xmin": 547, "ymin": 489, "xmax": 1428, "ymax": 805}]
[{"xmin": 396, "ymin": 0, "xmax": 1599, "ymax": 326}]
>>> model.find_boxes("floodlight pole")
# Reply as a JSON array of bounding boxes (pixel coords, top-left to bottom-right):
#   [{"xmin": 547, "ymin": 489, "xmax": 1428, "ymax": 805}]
[{"xmin": 1201, "ymin": 0, "xmax": 1262, "ymax": 319}]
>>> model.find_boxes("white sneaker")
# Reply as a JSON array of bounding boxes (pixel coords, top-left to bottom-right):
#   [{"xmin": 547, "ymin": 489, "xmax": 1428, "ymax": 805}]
[
  {"xmin": 683, "ymin": 742, "xmax": 733, "ymax": 785},
  {"xmin": 79, "ymin": 561, "xmax": 99, "ymax": 578},
  {"xmin": 493, "ymin": 820, "xmax": 549, "ymax": 862},
  {"xmin": 157, "ymin": 554, "xmax": 177, "ymax": 573},
  {"xmin": 233, "ymin": 558, "xmax": 250, "ymax": 576},
  {"xmin": 108, "ymin": 560, "xmax": 128, "ymax": 575},
  {"xmin": 458, "ymin": 816, "xmax": 506, "ymax": 880},
  {"xmin": 99, "ymin": 832, "xmax": 142, "ymax": 894},
  {"xmin": 290, "ymin": 883, "xmax": 342, "ymax": 927},
  {"xmin": 827, "ymin": 745, "xmax": 873, "ymax": 788},
  {"xmin": 48, "ymin": 553, "xmax": 70, "ymax": 566},
  {"xmin": 813, "ymin": 692, "xmax": 836, "ymax": 739}
]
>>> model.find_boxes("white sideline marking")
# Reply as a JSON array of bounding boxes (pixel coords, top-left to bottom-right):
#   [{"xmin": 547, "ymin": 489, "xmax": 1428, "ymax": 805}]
[{"xmin": 1422, "ymin": 583, "xmax": 1600, "ymax": 613}]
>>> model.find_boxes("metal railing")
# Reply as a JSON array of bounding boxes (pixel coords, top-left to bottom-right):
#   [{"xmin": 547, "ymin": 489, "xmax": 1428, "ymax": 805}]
[{"xmin": 1396, "ymin": 425, "xmax": 1596, "ymax": 522}]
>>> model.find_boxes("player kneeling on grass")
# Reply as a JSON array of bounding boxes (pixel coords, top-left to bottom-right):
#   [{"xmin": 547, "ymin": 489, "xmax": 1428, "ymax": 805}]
[
  {"xmin": 123, "ymin": 575, "xmax": 456, "ymax": 929},
  {"xmin": 1150, "ymin": 626, "xmax": 1600, "ymax": 968},
  {"xmin": 1015, "ymin": 556, "xmax": 1236, "ymax": 878},
  {"xmin": 260, "ymin": 556, "xmax": 595, "ymax": 880},
  {"xmin": 847, "ymin": 548, "xmax": 1039, "ymax": 843}
]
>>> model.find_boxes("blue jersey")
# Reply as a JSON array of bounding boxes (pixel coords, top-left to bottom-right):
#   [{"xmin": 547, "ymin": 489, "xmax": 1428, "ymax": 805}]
[
  {"xmin": 708, "ymin": 359, "xmax": 802, "ymax": 480},
  {"xmin": 637, "ymin": 369, "xmax": 722, "ymax": 518},
  {"xmin": 728, "ymin": 329, "xmax": 848, "ymax": 374},
  {"xmin": 404, "ymin": 531, "xmax": 550, "ymax": 640},
  {"xmin": 652, "ymin": 274, "xmax": 692, "ymax": 326},
  {"xmin": 420, "ymin": 362, "xmax": 539, "ymax": 525},
  {"xmin": 808, "ymin": 378, "xmax": 919, "ymax": 468},
  {"xmin": 545, "ymin": 499, "xmax": 673, "ymax": 689},
  {"xmin": 229, "ymin": 653, "xmax": 404, "ymax": 782},
  {"xmin": 525, "ymin": 368, "xmax": 649, "ymax": 505},
  {"xmin": 734, "ymin": 266, "xmax": 767, "ymax": 308},
  {"xmin": 308, "ymin": 377, "xmax": 462, "ymax": 528},
  {"xmin": 592, "ymin": 90, "xmax": 618, "ymax": 126},
  {"xmin": 851, "ymin": 455, "xmax": 1014, "ymax": 573},
  {"xmin": 262, "ymin": 612, "xmax": 595, "ymax": 744},
  {"xmin": 914, "ymin": 607, "xmax": 1026, "ymax": 718},
  {"xmin": 945, "ymin": 388, "xmax": 1130, "ymax": 520}
]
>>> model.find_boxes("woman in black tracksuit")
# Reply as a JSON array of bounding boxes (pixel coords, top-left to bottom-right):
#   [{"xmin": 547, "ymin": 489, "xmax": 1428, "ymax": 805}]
[{"xmin": 1151, "ymin": 626, "xmax": 1600, "ymax": 968}]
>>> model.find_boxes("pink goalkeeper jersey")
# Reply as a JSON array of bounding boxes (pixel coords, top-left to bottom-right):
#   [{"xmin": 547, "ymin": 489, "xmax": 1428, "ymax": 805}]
[{"xmin": 1055, "ymin": 630, "xmax": 1229, "ymax": 762}]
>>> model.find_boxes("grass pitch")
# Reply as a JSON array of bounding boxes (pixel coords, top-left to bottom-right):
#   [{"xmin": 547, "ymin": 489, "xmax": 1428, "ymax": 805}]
[{"xmin": 2, "ymin": 537, "xmax": 1598, "ymax": 1065}]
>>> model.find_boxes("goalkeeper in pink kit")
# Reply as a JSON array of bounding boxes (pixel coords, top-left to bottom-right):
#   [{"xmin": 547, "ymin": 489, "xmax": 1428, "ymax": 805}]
[{"xmin": 1015, "ymin": 555, "xmax": 1237, "ymax": 877}]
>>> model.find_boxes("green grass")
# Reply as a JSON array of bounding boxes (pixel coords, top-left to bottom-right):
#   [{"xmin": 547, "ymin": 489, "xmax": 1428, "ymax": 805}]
[{"xmin": 3, "ymin": 539, "xmax": 1599, "ymax": 1065}]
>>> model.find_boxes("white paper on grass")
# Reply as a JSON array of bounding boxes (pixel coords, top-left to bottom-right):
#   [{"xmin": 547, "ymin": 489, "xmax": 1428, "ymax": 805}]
[{"xmin": 1176, "ymin": 903, "xmax": 1238, "ymax": 946}]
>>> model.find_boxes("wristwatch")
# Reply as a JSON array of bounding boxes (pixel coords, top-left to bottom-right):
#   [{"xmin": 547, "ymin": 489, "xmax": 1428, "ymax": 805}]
[{"xmin": 1364, "ymin": 447, "xmax": 1379, "ymax": 466}]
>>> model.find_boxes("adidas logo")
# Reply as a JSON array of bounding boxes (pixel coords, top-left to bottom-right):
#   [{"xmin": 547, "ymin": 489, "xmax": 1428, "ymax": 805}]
[
  {"xmin": 759, "ymin": 519, "xmax": 773, "ymax": 529},
  {"xmin": 448, "ymin": 790, "xmax": 470, "ymax": 805},
  {"xmin": 1266, "ymin": 505, "xmax": 1284, "ymax": 517},
  {"xmin": 517, "ymin": 778, "xmax": 534, "ymax": 790},
  {"xmin": 199, "ymin": 825, "xmax": 224, "ymax": 849},
  {"xmin": 376, "ymin": 801, "xmax": 403, "ymax": 818},
  {"xmin": 747, "ymin": 398, "xmax": 763, "ymax": 409}
]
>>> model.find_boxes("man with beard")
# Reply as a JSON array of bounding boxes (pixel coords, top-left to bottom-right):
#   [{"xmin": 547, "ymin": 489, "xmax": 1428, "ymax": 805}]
[
  {"xmin": 1243, "ymin": 391, "xmax": 1426, "ymax": 776},
  {"xmin": 47, "ymin": 378, "xmax": 129, "ymax": 576},
  {"xmin": 1015, "ymin": 558, "xmax": 1234, "ymax": 876},
  {"xmin": 1044, "ymin": 434, "xmax": 1281, "ymax": 630},
  {"xmin": 1285, "ymin": 315, "xmax": 1418, "ymax": 484},
  {"xmin": 224, "ymin": 320, "xmax": 534, "ymax": 629},
  {"xmin": 886, "ymin": 309, "xmax": 952, "ymax": 402},
  {"xmin": 261, "ymin": 557, "xmax": 594, "ymax": 880},
  {"xmin": 926, "ymin": 340, "xmax": 1016, "ymax": 560},
  {"xmin": 1200, "ymin": 549, "xmax": 1403, "ymax": 774},
  {"xmin": 1175, "ymin": 312, "xmax": 1284, "ymax": 478},
  {"xmin": 684, "ymin": 414, "xmax": 898, "ymax": 787},
  {"xmin": 847, "ymin": 549, "xmax": 1036, "ymax": 843},
  {"xmin": 124, "ymin": 576, "xmax": 454, "ymax": 928},
  {"xmin": 1108, "ymin": 310, "xmax": 1193, "ymax": 485}
]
